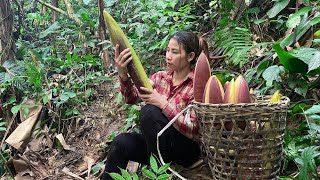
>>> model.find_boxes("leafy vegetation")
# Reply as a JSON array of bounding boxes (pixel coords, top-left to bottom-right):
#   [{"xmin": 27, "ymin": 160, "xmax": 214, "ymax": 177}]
[
  {"xmin": 0, "ymin": 0, "xmax": 320, "ymax": 179},
  {"xmin": 109, "ymin": 155, "xmax": 171, "ymax": 180}
]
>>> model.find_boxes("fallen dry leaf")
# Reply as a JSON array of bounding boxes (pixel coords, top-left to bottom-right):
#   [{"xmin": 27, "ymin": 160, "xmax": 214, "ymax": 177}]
[
  {"xmin": 48, "ymin": 154, "xmax": 62, "ymax": 168},
  {"xmin": 19, "ymin": 153, "xmax": 50, "ymax": 179},
  {"xmin": 43, "ymin": 125, "xmax": 53, "ymax": 148},
  {"xmin": 61, "ymin": 167, "xmax": 84, "ymax": 180},
  {"xmin": 126, "ymin": 161, "xmax": 139, "ymax": 175},
  {"xmin": 12, "ymin": 159, "xmax": 33, "ymax": 177},
  {"xmin": 6, "ymin": 101, "xmax": 42, "ymax": 152},
  {"xmin": 14, "ymin": 174, "xmax": 34, "ymax": 180},
  {"xmin": 55, "ymin": 134, "xmax": 76, "ymax": 151},
  {"xmin": 250, "ymin": 47, "xmax": 263, "ymax": 57},
  {"xmin": 77, "ymin": 160, "xmax": 88, "ymax": 172},
  {"xmin": 19, "ymin": 100, "xmax": 41, "ymax": 122},
  {"xmin": 27, "ymin": 136, "xmax": 44, "ymax": 152},
  {"xmin": 85, "ymin": 156, "xmax": 95, "ymax": 178},
  {"xmin": 52, "ymin": 74, "xmax": 67, "ymax": 82}
]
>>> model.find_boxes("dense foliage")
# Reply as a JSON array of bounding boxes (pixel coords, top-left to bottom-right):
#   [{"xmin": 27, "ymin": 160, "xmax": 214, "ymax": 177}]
[{"xmin": 1, "ymin": 0, "xmax": 320, "ymax": 179}]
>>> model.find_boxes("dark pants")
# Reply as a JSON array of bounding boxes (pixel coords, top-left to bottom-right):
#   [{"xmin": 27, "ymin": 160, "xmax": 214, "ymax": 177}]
[{"xmin": 101, "ymin": 104, "xmax": 200, "ymax": 180}]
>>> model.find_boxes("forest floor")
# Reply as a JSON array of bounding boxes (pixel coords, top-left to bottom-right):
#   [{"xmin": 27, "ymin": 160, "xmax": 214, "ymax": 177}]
[
  {"xmin": 41, "ymin": 80, "xmax": 127, "ymax": 179},
  {"xmin": 2, "ymin": 80, "xmax": 124, "ymax": 180},
  {"xmin": 2, "ymin": 76, "xmax": 212, "ymax": 180}
]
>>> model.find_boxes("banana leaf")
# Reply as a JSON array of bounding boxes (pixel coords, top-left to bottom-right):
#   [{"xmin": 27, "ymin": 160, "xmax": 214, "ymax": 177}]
[{"xmin": 272, "ymin": 43, "xmax": 308, "ymax": 73}]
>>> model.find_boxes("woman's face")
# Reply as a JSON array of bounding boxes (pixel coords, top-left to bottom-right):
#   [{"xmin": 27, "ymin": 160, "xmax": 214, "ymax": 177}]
[{"xmin": 165, "ymin": 38, "xmax": 193, "ymax": 72}]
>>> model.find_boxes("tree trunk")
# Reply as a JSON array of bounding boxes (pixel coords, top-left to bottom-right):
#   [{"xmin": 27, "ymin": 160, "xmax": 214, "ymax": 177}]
[
  {"xmin": 63, "ymin": 0, "xmax": 81, "ymax": 24},
  {"xmin": 98, "ymin": 0, "xmax": 109, "ymax": 68},
  {"xmin": 51, "ymin": 0, "xmax": 59, "ymax": 22},
  {"xmin": 0, "ymin": 0, "xmax": 15, "ymax": 65}
]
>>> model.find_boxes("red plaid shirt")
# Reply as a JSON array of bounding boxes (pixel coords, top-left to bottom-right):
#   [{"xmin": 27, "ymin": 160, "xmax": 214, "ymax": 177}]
[{"xmin": 119, "ymin": 70, "xmax": 199, "ymax": 140}]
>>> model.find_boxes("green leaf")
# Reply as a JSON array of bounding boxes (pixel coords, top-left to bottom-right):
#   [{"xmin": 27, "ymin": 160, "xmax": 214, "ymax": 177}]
[
  {"xmin": 43, "ymin": 95, "xmax": 49, "ymax": 105},
  {"xmin": 23, "ymin": 107, "xmax": 29, "ymax": 118},
  {"xmin": 0, "ymin": 127, "xmax": 6, "ymax": 132},
  {"xmin": 25, "ymin": 65, "xmax": 42, "ymax": 87},
  {"xmin": 108, "ymin": 173, "xmax": 126, "ymax": 180},
  {"xmin": 291, "ymin": 48, "xmax": 320, "ymax": 72},
  {"xmin": 244, "ymin": 68, "xmax": 255, "ymax": 84},
  {"xmin": 60, "ymin": 91, "xmax": 76, "ymax": 102},
  {"xmin": 262, "ymin": 65, "xmax": 285, "ymax": 82},
  {"xmin": 0, "ymin": 72, "xmax": 6, "ymax": 85},
  {"xmin": 291, "ymin": 102, "xmax": 306, "ymax": 114},
  {"xmin": 307, "ymin": 15, "xmax": 320, "ymax": 26},
  {"xmin": 212, "ymin": 26, "xmax": 252, "ymax": 67},
  {"xmin": 9, "ymin": 95, "xmax": 16, "ymax": 104},
  {"xmin": 286, "ymin": 7, "xmax": 312, "ymax": 28},
  {"xmin": 120, "ymin": 168, "xmax": 132, "ymax": 180},
  {"xmin": 65, "ymin": 108, "xmax": 80, "ymax": 116},
  {"xmin": 91, "ymin": 162, "xmax": 104, "ymax": 174},
  {"xmin": 65, "ymin": 92, "xmax": 76, "ymax": 98},
  {"xmin": 11, "ymin": 104, "xmax": 22, "ymax": 114},
  {"xmin": 157, "ymin": 174, "xmax": 172, "ymax": 180},
  {"xmin": 288, "ymin": 78, "xmax": 309, "ymax": 97},
  {"xmin": 132, "ymin": 173, "xmax": 139, "ymax": 180},
  {"xmin": 294, "ymin": 85, "xmax": 308, "ymax": 97},
  {"xmin": 116, "ymin": 93, "xmax": 123, "ymax": 105},
  {"xmin": 83, "ymin": 0, "xmax": 92, "ymax": 5},
  {"xmin": 272, "ymin": 43, "xmax": 308, "ymax": 73},
  {"xmin": 287, "ymin": 15, "xmax": 301, "ymax": 29},
  {"xmin": 157, "ymin": 163, "xmax": 170, "ymax": 174},
  {"xmin": 281, "ymin": 16, "xmax": 320, "ymax": 47},
  {"xmin": 254, "ymin": 19, "xmax": 268, "ymax": 25},
  {"xmin": 60, "ymin": 94, "xmax": 70, "ymax": 102},
  {"xmin": 267, "ymin": 0, "xmax": 290, "ymax": 18},
  {"xmin": 294, "ymin": 86, "xmax": 309, "ymax": 97},
  {"xmin": 295, "ymin": 146, "xmax": 320, "ymax": 179},
  {"xmin": 22, "ymin": 97, "xmax": 28, "ymax": 104},
  {"xmin": 150, "ymin": 155, "xmax": 158, "ymax": 173},
  {"xmin": 309, "ymin": 123, "xmax": 320, "ymax": 133},
  {"xmin": 114, "ymin": 82, "xmax": 120, "ymax": 89},
  {"xmin": 40, "ymin": 22, "xmax": 60, "ymax": 38},
  {"xmin": 295, "ymin": 157, "xmax": 303, "ymax": 165},
  {"xmin": 158, "ymin": 16, "xmax": 168, "ymax": 27},
  {"xmin": 142, "ymin": 168, "xmax": 156, "ymax": 179},
  {"xmin": 304, "ymin": 105, "xmax": 320, "ymax": 115},
  {"xmin": 256, "ymin": 59, "xmax": 271, "ymax": 79},
  {"xmin": 266, "ymin": 80, "xmax": 273, "ymax": 87},
  {"xmin": 308, "ymin": 114, "xmax": 320, "ymax": 122},
  {"xmin": 159, "ymin": 34, "xmax": 170, "ymax": 49}
]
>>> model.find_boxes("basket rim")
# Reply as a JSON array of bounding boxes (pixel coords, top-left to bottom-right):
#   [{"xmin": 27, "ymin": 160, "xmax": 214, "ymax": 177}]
[{"xmin": 192, "ymin": 95, "xmax": 290, "ymax": 108}]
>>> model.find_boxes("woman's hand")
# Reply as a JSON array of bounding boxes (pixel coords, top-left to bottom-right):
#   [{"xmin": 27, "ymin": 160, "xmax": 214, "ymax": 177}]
[
  {"xmin": 139, "ymin": 87, "xmax": 168, "ymax": 108},
  {"xmin": 115, "ymin": 44, "xmax": 132, "ymax": 81}
]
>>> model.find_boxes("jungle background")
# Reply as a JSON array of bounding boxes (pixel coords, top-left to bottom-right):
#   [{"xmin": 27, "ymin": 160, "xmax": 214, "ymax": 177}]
[{"xmin": 1, "ymin": 0, "xmax": 320, "ymax": 179}]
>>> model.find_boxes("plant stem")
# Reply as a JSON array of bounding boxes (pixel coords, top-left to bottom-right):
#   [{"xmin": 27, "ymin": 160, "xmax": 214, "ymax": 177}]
[
  {"xmin": 0, "ymin": 114, "xmax": 17, "ymax": 148},
  {"xmin": 0, "ymin": 150, "xmax": 13, "ymax": 177}
]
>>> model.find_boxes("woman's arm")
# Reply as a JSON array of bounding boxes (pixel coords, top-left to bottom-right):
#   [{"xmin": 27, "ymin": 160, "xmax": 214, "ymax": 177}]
[
  {"xmin": 119, "ymin": 77, "xmax": 139, "ymax": 104},
  {"xmin": 115, "ymin": 44, "xmax": 140, "ymax": 104}
]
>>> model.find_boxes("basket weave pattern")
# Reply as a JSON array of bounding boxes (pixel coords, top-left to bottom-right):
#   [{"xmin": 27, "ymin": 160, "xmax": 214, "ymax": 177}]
[{"xmin": 193, "ymin": 96, "xmax": 290, "ymax": 180}]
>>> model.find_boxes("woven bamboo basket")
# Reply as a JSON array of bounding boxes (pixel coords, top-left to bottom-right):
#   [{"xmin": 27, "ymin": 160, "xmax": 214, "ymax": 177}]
[{"xmin": 192, "ymin": 96, "xmax": 290, "ymax": 180}]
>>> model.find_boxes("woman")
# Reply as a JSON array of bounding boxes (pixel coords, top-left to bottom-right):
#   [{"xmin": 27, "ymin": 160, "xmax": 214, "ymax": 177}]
[{"xmin": 102, "ymin": 31, "xmax": 209, "ymax": 180}]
